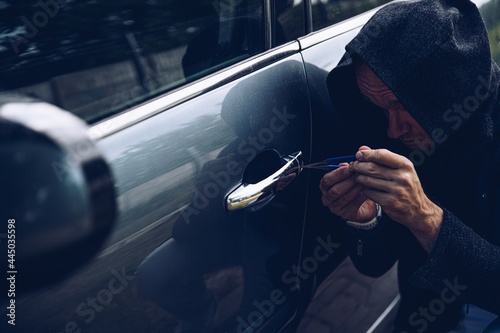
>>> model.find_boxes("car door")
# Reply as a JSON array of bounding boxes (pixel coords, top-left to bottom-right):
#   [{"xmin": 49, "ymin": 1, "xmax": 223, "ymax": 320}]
[{"xmin": 0, "ymin": 1, "xmax": 311, "ymax": 333}]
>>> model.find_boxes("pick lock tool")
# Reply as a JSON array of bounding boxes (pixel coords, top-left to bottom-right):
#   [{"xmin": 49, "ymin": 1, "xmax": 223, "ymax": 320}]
[{"xmin": 299, "ymin": 154, "xmax": 357, "ymax": 172}]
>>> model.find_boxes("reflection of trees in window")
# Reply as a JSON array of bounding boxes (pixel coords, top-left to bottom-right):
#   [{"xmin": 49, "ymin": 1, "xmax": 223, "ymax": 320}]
[
  {"xmin": 275, "ymin": 0, "xmax": 305, "ymax": 45},
  {"xmin": 479, "ymin": 0, "xmax": 500, "ymax": 64},
  {"xmin": 0, "ymin": 0, "xmax": 264, "ymax": 122},
  {"xmin": 0, "ymin": 0, "xmax": 216, "ymax": 87},
  {"xmin": 311, "ymin": 0, "xmax": 392, "ymax": 31}
]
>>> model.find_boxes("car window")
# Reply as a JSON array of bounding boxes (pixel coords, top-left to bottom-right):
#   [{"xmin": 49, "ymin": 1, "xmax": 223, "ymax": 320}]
[
  {"xmin": 0, "ymin": 0, "xmax": 265, "ymax": 123},
  {"xmin": 274, "ymin": 0, "xmax": 305, "ymax": 46},
  {"xmin": 311, "ymin": 0, "xmax": 392, "ymax": 31}
]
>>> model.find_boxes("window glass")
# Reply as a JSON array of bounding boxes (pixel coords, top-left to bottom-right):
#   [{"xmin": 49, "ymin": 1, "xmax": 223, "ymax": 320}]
[
  {"xmin": 477, "ymin": 0, "xmax": 500, "ymax": 65},
  {"xmin": 0, "ymin": 0, "xmax": 265, "ymax": 123},
  {"xmin": 274, "ymin": 0, "xmax": 305, "ymax": 46},
  {"xmin": 311, "ymin": 0, "xmax": 392, "ymax": 31}
]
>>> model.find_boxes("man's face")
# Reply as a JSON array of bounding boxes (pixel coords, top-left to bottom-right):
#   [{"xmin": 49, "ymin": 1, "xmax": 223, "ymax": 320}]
[{"xmin": 355, "ymin": 61, "xmax": 432, "ymax": 151}]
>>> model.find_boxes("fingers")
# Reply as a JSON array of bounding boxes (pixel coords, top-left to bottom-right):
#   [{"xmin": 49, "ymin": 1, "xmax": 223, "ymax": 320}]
[
  {"xmin": 320, "ymin": 167, "xmax": 357, "ymax": 201},
  {"xmin": 362, "ymin": 187, "xmax": 391, "ymax": 209},
  {"xmin": 322, "ymin": 181, "xmax": 364, "ymax": 208},
  {"xmin": 354, "ymin": 147, "xmax": 410, "ymax": 169},
  {"xmin": 355, "ymin": 172, "xmax": 394, "ymax": 192},
  {"xmin": 351, "ymin": 160, "xmax": 394, "ymax": 181},
  {"xmin": 320, "ymin": 146, "xmax": 430, "ymax": 226},
  {"xmin": 334, "ymin": 186, "xmax": 369, "ymax": 218},
  {"xmin": 350, "ymin": 147, "xmax": 414, "ymax": 191},
  {"xmin": 321, "ymin": 182, "xmax": 368, "ymax": 219},
  {"xmin": 319, "ymin": 147, "xmax": 413, "ymax": 220},
  {"xmin": 319, "ymin": 165, "xmax": 353, "ymax": 192},
  {"xmin": 320, "ymin": 163, "xmax": 375, "ymax": 219}
]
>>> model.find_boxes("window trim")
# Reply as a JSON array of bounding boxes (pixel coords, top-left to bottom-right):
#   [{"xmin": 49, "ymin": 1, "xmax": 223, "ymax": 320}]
[
  {"xmin": 298, "ymin": 6, "xmax": 379, "ymax": 50},
  {"xmin": 305, "ymin": 0, "xmax": 313, "ymax": 34},
  {"xmin": 265, "ymin": 0, "xmax": 273, "ymax": 49}
]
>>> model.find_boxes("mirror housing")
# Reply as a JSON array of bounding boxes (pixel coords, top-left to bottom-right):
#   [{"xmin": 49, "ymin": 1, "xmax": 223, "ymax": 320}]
[{"xmin": 0, "ymin": 96, "xmax": 116, "ymax": 293}]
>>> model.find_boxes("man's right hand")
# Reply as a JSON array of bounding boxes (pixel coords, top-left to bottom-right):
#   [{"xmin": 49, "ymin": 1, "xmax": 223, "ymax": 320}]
[{"xmin": 319, "ymin": 161, "xmax": 377, "ymax": 222}]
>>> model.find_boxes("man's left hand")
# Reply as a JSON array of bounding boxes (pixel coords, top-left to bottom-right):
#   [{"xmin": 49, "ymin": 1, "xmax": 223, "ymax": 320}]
[{"xmin": 351, "ymin": 146, "xmax": 444, "ymax": 253}]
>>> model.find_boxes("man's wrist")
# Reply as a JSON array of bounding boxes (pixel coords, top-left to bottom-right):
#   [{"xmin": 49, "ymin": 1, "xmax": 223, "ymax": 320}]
[
  {"xmin": 410, "ymin": 203, "xmax": 444, "ymax": 253},
  {"xmin": 345, "ymin": 203, "xmax": 382, "ymax": 230}
]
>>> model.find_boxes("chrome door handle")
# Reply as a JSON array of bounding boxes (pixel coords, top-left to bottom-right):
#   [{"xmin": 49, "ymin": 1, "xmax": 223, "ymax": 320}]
[{"xmin": 226, "ymin": 151, "xmax": 302, "ymax": 212}]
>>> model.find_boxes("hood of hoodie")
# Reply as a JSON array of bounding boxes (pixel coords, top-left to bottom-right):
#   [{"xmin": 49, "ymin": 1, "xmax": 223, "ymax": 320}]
[{"xmin": 327, "ymin": 0, "xmax": 498, "ymax": 144}]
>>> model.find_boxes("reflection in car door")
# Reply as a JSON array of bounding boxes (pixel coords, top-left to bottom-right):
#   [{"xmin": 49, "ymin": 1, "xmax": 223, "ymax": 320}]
[
  {"xmin": 12, "ymin": 46, "xmax": 311, "ymax": 333},
  {"xmin": 102, "ymin": 49, "xmax": 312, "ymax": 333}
]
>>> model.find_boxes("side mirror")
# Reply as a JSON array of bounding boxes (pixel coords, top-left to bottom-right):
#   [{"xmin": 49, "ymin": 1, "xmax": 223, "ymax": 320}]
[{"xmin": 0, "ymin": 96, "xmax": 116, "ymax": 293}]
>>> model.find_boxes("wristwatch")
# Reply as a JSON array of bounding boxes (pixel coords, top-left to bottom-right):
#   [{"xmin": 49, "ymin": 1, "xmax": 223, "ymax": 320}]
[{"xmin": 345, "ymin": 203, "xmax": 382, "ymax": 230}]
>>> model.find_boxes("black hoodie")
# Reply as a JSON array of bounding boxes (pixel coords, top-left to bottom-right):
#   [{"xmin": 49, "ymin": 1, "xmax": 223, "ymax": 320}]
[{"xmin": 326, "ymin": 0, "xmax": 500, "ymax": 332}]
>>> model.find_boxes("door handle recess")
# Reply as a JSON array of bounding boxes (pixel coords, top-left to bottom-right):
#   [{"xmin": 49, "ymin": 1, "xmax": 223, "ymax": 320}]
[{"xmin": 226, "ymin": 151, "xmax": 302, "ymax": 212}]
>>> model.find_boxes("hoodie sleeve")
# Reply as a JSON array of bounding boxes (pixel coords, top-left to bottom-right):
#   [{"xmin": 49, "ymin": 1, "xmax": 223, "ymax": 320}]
[
  {"xmin": 342, "ymin": 214, "xmax": 407, "ymax": 278},
  {"xmin": 408, "ymin": 208, "xmax": 500, "ymax": 316}
]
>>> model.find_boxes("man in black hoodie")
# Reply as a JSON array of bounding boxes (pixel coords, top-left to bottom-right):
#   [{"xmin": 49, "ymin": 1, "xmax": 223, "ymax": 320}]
[{"xmin": 320, "ymin": 0, "xmax": 500, "ymax": 332}]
